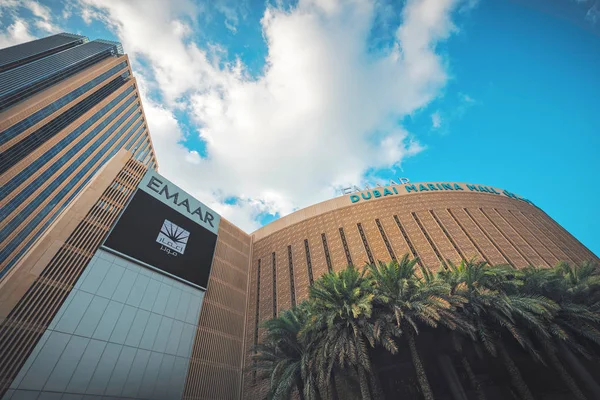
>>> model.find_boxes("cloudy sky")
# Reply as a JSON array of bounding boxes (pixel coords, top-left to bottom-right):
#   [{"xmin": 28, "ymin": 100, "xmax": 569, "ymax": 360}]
[{"xmin": 1, "ymin": 0, "xmax": 599, "ymax": 254}]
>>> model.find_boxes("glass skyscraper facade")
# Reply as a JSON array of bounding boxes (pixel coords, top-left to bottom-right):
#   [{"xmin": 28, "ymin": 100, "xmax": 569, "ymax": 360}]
[{"xmin": 0, "ymin": 33, "xmax": 158, "ymax": 280}]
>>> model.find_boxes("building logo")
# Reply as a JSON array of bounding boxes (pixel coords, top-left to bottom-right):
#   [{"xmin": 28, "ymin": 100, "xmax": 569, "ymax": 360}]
[
  {"xmin": 156, "ymin": 219, "xmax": 189, "ymax": 255},
  {"xmin": 143, "ymin": 173, "xmax": 218, "ymax": 231}
]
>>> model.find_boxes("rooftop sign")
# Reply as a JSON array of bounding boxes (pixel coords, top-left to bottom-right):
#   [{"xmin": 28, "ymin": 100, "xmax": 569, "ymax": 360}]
[
  {"xmin": 341, "ymin": 177, "xmax": 410, "ymax": 195},
  {"xmin": 139, "ymin": 170, "xmax": 220, "ymax": 234},
  {"xmin": 349, "ymin": 182, "xmax": 534, "ymax": 205}
]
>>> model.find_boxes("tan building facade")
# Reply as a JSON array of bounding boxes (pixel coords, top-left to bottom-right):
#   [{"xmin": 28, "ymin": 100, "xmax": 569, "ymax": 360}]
[{"xmin": 241, "ymin": 182, "xmax": 599, "ymax": 399}]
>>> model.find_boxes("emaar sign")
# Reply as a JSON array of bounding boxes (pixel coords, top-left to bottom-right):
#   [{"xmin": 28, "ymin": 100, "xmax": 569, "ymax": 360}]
[
  {"xmin": 139, "ymin": 170, "xmax": 220, "ymax": 234},
  {"xmin": 104, "ymin": 170, "xmax": 220, "ymax": 289}
]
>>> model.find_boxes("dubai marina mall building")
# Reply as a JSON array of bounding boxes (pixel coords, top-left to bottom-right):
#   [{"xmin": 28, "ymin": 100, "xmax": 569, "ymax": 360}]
[{"xmin": 1, "ymin": 34, "xmax": 599, "ymax": 400}]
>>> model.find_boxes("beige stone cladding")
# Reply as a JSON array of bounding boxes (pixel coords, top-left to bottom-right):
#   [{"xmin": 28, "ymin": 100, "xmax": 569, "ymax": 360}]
[
  {"xmin": 183, "ymin": 219, "xmax": 252, "ymax": 400},
  {"xmin": 0, "ymin": 151, "xmax": 145, "ymax": 395}
]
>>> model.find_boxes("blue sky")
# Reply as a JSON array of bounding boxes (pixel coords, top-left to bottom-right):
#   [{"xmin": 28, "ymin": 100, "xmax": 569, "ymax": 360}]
[{"xmin": 1, "ymin": 0, "xmax": 598, "ymax": 255}]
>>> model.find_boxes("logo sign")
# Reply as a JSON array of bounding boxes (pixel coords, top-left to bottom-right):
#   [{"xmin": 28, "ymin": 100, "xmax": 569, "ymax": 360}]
[
  {"xmin": 348, "ymin": 182, "xmax": 534, "ymax": 206},
  {"xmin": 341, "ymin": 177, "xmax": 410, "ymax": 195},
  {"xmin": 156, "ymin": 219, "xmax": 189, "ymax": 255},
  {"xmin": 139, "ymin": 170, "xmax": 220, "ymax": 234},
  {"xmin": 104, "ymin": 171, "xmax": 219, "ymax": 290}
]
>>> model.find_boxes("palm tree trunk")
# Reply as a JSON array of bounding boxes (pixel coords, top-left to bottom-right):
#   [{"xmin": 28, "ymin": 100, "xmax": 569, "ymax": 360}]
[
  {"xmin": 461, "ymin": 355, "xmax": 486, "ymax": 400},
  {"xmin": 297, "ymin": 378, "xmax": 306, "ymax": 400},
  {"xmin": 547, "ymin": 349, "xmax": 586, "ymax": 400},
  {"xmin": 497, "ymin": 341, "xmax": 534, "ymax": 400},
  {"xmin": 559, "ymin": 343, "xmax": 600, "ymax": 399},
  {"xmin": 368, "ymin": 369, "xmax": 385, "ymax": 400},
  {"xmin": 357, "ymin": 365, "xmax": 372, "ymax": 400},
  {"xmin": 331, "ymin": 371, "xmax": 340, "ymax": 400},
  {"xmin": 407, "ymin": 332, "xmax": 435, "ymax": 400},
  {"xmin": 438, "ymin": 354, "xmax": 468, "ymax": 400}
]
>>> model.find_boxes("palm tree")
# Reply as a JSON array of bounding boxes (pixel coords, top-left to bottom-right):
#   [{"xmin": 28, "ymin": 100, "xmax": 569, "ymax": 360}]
[
  {"xmin": 439, "ymin": 259, "xmax": 557, "ymax": 400},
  {"xmin": 556, "ymin": 260, "xmax": 600, "ymax": 306},
  {"xmin": 304, "ymin": 265, "xmax": 385, "ymax": 400},
  {"xmin": 367, "ymin": 255, "xmax": 463, "ymax": 400},
  {"xmin": 518, "ymin": 263, "xmax": 600, "ymax": 399},
  {"xmin": 252, "ymin": 304, "xmax": 310, "ymax": 400}
]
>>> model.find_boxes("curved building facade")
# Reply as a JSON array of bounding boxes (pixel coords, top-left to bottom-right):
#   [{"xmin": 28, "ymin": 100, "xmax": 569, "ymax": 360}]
[{"xmin": 242, "ymin": 182, "xmax": 598, "ymax": 398}]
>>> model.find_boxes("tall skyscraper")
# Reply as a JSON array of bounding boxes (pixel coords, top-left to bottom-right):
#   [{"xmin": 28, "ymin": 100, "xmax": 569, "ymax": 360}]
[{"xmin": 0, "ymin": 33, "xmax": 158, "ymax": 280}]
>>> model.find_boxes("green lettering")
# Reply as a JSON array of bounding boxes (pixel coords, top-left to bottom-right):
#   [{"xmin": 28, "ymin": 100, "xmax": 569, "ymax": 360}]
[
  {"xmin": 361, "ymin": 192, "xmax": 372, "ymax": 200},
  {"xmin": 393, "ymin": 187, "xmax": 398, "ymax": 194},
  {"xmin": 405, "ymin": 185, "xmax": 417, "ymax": 193},
  {"xmin": 350, "ymin": 195, "xmax": 360, "ymax": 203},
  {"xmin": 419, "ymin": 184, "xmax": 429, "ymax": 191},
  {"xmin": 442, "ymin": 183, "xmax": 453, "ymax": 190},
  {"xmin": 466, "ymin": 184, "xmax": 478, "ymax": 191},
  {"xmin": 373, "ymin": 190, "xmax": 382, "ymax": 198},
  {"xmin": 503, "ymin": 190, "xmax": 516, "ymax": 199},
  {"xmin": 454, "ymin": 184, "xmax": 463, "ymax": 190},
  {"xmin": 383, "ymin": 188, "xmax": 393, "ymax": 196}
]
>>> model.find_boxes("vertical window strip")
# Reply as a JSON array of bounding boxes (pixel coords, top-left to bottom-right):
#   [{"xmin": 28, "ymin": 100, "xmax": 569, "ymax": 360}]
[
  {"xmin": 339, "ymin": 228, "xmax": 353, "ymax": 266},
  {"xmin": 253, "ymin": 258, "xmax": 261, "ymax": 383},
  {"xmin": 375, "ymin": 219, "xmax": 396, "ymax": 261},
  {"xmin": 509, "ymin": 210, "xmax": 563, "ymax": 263},
  {"xmin": 429, "ymin": 210, "xmax": 465, "ymax": 261},
  {"xmin": 411, "ymin": 212, "xmax": 446, "ymax": 268},
  {"xmin": 304, "ymin": 239, "xmax": 314, "ymax": 285},
  {"xmin": 529, "ymin": 211, "xmax": 595, "ymax": 263},
  {"xmin": 272, "ymin": 252, "xmax": 277, "ymax": 318},
  {"xmin": 463, "ymin": 208, "xmax": 512, "ymax": 266},
  {"xmin": 321, "ymin": 233, "xmax": 333, "ymax": 273},
  {"xmin": 493, "ymin": 208, "xmax": 548, "ymax": 267},
  {"xmin": 393, "ymin": 215, "xmax": 423, "ymax": 268},
  {"xmin": 479, "ymin": 208, "xmax": 531, "ymax": 266},
  {"xmin": 288, "ymin": 245, "xmax": 296, "ymax": 307},
  {"xmin": 447, "ymin": 209, "xmax": 490, "ymax": 264},
  {"xmin": 521, "ymin": 211, "xmax": 579, "ymax": 264},
  {"xmin": 356, "ymin": 223, "xmax": 374, "ymax": 264}
]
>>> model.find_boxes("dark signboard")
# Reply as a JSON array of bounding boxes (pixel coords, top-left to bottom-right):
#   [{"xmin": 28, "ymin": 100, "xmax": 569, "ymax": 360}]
[{"xmin": 104, "ymin": 189, "xmax": 217, "ymax": 289}]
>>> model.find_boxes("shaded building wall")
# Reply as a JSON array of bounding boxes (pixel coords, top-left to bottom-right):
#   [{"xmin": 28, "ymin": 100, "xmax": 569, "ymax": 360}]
[
  {"xmin": 183, "ymin": 220, "xmax": 252, "ymax": 400},
  {"xmin": 242, "ymin": 189, "xmax": 598, "ymax": 398},
  {"xmin": 0, "ymin": 149, "xmax": 254, "ymax": 400},
  {"xmin": 4, "ymin": 246, "xmax": 204, "ymax": 400},
  {"xmin": 0, "ymin": 151, "xmax": 146, "ymax": 395}
]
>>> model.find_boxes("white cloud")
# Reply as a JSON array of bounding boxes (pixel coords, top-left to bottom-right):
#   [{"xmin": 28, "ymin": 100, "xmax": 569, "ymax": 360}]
[
  {"xmin": 24, "ymin": 0, "xmax": 60, "ymax": 32},
  {"xmin": 0, "ymin": 18, "xmax": 36, "ymax": 48},
  {"xmin": 0, "ymin": 0, "xmax": 61, "ymax": 48},
  {"xmin": 585, "ymin": 2, "xmax": 600, "ymax": 24},
  {"xmin": 69, "ymin": 0, "xmax": 469, "ymax": 232},
  {"xmin": 431, "ymin": 111, "xmax": 442, "ymax": 128}
]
